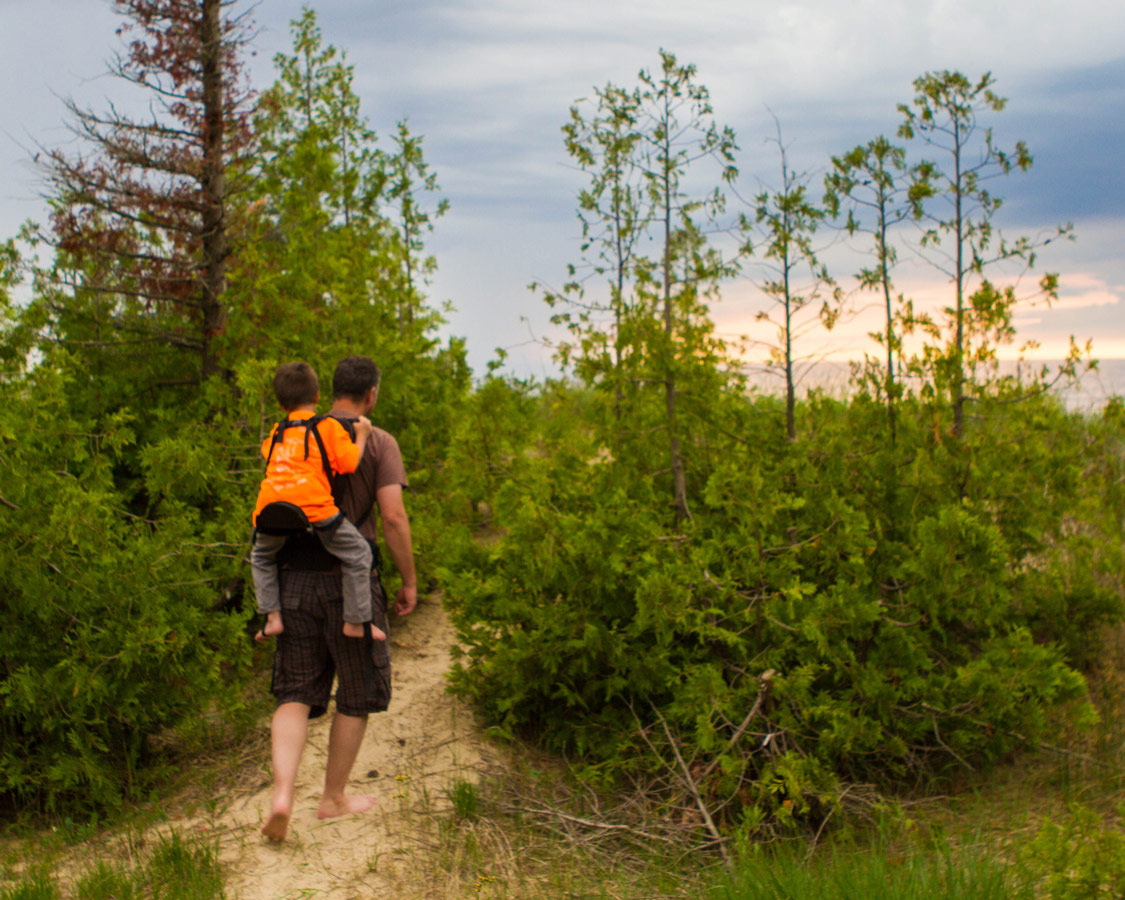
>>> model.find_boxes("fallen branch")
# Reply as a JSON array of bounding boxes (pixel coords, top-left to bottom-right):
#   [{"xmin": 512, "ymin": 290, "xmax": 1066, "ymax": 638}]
[
  {"xmin": 700, "ymin": 669, "xmax": 775, "ymax": 783},
  {"xmin": 512, "ymin": 799, "xmax": 680, "ymax": 846},
  {"xmin": 649, "ymin": 705, "xmax": 732, "ymax": 865}
]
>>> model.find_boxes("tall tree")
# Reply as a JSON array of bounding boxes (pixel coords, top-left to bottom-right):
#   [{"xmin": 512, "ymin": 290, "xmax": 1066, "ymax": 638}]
[
  {"xmin": 387, "ymin": 118, "xmax": 450, "ymax": 329},
  {"xmin": 634, "ymin": 49, "xmax": 737, "ymax": 523},
  {"xmin": 229, "ymin": 7, "xmax": 464, "ymax": 465},
  {"xmin": 897, "ymin": 70, "xmax": 1067, "ymax": 439},
  {"xmin": 548, "ymin": 81, "xmax": 649, "ymax": 420},
  {"xmin": 748, "ymin": 122, "xmax": 836, "ymax": 442},
  {"xmin": 542, "ymin": 51, "xmax": 737, "ymax": 526},
  {"xmin": 825, "ymin": 135, "xmax": 916, "ymax": 442},
  {"xmin": 39, "ymin": 0, "xmax": 255, "ymax": 385}
]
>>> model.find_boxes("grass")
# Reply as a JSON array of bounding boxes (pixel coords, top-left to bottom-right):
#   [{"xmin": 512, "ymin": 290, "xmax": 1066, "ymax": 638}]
[
  {"xmin": 446, "ymin": 778, "xmax": 481, "ymax": 822},
  {"xmin": 374, "ymin": 746, "xmax": 715, "ymax": 900},
  {"xmin": 0, "ymin": 831, "xmax": 224, "ymax": 900},
  {"xmin": 712, "ymin": 841, "xmax": 1028, "ymax": 900}
]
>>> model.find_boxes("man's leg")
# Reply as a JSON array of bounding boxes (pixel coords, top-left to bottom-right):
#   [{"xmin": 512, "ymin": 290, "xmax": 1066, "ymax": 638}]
[
  {"xmin": 317, "ymin": 712, "xmax": 378, "ymax": 819},
  {"xmin": 262, "ymin": 701, "xmax": 311, "ymax": 841}
]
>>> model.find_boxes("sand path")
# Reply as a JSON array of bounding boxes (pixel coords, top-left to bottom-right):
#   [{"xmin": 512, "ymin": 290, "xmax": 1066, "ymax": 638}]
[{"xmin": 182, "ymin": 597, "xmax": 490, "ymax": 900}]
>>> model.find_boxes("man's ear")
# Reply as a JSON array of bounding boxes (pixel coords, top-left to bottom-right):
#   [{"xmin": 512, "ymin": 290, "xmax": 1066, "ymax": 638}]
[{"xmin": 366, "ymin": 385, "xmax": 378, "ymax": 411}]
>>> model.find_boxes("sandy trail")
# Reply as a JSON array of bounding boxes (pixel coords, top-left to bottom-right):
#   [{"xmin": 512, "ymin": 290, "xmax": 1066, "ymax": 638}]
[{"xmin": 180, "ymin": 597, "xmax": 490, "ymax": 900}]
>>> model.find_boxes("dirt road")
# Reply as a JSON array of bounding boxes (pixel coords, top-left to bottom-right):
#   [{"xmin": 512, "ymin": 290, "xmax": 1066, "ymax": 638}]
[{"xmin": 186, "ymin": 597, "xmax": 489, "ymax": 900}]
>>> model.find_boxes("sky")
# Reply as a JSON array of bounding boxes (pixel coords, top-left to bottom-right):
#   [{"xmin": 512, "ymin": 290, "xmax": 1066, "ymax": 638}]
[{"xmin": 1, "ymin": 0, "xmax": 1122, "ymax": 381}]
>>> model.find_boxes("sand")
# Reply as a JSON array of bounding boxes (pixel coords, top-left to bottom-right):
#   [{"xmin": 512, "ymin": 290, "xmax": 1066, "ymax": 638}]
[{"xmin": 179, "ymin": 596, "xmax": 490, "ymax": 900}]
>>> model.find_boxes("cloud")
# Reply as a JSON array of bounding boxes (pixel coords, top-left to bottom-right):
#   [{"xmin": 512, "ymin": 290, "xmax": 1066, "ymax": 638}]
[
  {"xmin": 6, "ymin": 0, "xmax": 1125, "ymax": 377},
  {"xmin": 1043, "ymin": 273, "xmax": 1121, "ymax": 311}
]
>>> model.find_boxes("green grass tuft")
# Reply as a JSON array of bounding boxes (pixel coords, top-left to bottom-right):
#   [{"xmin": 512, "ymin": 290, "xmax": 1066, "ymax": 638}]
[
  {"xmin": 0, "ymin": 831, "xmax": 223, "ymax": 900},
  {"xmin": 712, "ymin": 841, "xmax": 1028, "ymax": 900}
]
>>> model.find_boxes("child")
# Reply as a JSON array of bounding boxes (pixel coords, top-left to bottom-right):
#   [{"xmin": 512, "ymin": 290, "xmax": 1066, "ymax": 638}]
[{"xmin": 250, "ymin": 361, "xmax": 385, "ymax": 641}]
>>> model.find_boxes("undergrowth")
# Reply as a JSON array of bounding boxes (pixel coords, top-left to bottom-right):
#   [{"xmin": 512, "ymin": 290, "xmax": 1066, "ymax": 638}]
[{"xmin": 0, "ymin": 831, "xmax": 224, "ymax": 900}]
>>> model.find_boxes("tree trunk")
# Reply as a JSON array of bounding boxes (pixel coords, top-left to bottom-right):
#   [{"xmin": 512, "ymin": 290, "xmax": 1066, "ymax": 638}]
[
  {"xmin": 199, "ymin": 0, "xmax": 228, "ymax": 381},
  {"xmin": 662, "ymin": 140, "xmax": 689, "ymax": 525},
  {"xmin": 952, "ymin": 118, "xmax": 965, "ymax": 440},
  {"xmin": 879, "ymin": 206, "xmax": 897, "ymax": 445}
]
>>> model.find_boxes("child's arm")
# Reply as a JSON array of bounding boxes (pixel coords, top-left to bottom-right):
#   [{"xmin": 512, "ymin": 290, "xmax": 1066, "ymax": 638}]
[{"xmin": 354, "ymin": 415, "xmax": 373, "ymax": 458}]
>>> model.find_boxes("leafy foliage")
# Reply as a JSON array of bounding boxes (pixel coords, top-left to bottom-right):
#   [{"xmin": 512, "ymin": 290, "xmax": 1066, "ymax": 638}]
[
  {"xmin": 444, "ymin": 384, "xmax": 1117, "ymax": 826},
  {"xmin": 0, "ymin": 3, "xmax": 463, "ymax": 815},
  {"xmin": 1020, "ymin": 805, "xmax": 1125, "ymax": 899},
  {"xmin": 0, "ymin": 366, "xmax": 246, "ymax": 811},
  {"xmin": 443, "ymin": 64, "xmax": 1120, "ymax": 837}
]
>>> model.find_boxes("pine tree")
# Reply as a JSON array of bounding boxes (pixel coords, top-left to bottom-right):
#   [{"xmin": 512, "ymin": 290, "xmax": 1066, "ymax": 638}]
[
  {"xmin": 825, "ymin": 135, "xmax": 915, "ymax": 442},
  {"xmin": 37, "ymin": 0, "xmax": 256, "ymax": 386},
  {"xmin": 747, "ymin": 121, "xmax": 836, "ymax": 442},
  {"xmin": 897, "ymin": 71, "xmax": 1069, "ymax": 440}
]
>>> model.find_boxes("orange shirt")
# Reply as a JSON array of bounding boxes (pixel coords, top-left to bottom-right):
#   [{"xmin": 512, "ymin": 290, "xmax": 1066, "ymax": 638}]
[{"xmin": 252, "ymin": 411, "xmax": 361, "ymax": 525}]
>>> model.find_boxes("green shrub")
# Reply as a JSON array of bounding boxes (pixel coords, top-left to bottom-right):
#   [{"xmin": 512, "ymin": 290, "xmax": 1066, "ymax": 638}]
[
  {"xmin": 1020, "ymin": 804, "xmax": 1125, "ymax": 899},
  {"xmin": 444, "ymin": 383, "xmax": 1120, "ymax": 828},
  {"xmin": 0, "ymin": 369, "xmax": 249, "ymax": 813}
]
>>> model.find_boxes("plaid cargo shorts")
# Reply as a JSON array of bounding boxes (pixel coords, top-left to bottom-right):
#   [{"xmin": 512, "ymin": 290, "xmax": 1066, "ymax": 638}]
[{"xmin": 272, "ymin": 568, "xmax": 391, "ymax": 717}]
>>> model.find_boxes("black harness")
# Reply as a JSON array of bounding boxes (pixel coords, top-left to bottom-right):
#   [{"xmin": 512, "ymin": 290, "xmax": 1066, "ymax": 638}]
[{"xmin": 254, "ymin": 414, "xmax": 342, "ymax": 537}]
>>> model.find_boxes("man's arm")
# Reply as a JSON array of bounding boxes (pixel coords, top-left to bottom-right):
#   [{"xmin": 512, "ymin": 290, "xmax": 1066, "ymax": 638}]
[{"xmin": 375, "ymin": 483, "xmax": 417, "ymax": 616}]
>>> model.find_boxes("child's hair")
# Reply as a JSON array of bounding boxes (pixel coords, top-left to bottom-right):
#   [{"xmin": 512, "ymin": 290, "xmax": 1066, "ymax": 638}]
[
  {"xmin": 332, "ymin": 355, "xmax": 382, "ymax": 401},
  {"xmin": 273, "ymin": 361, "xmax": 319, "ymax": 410}
]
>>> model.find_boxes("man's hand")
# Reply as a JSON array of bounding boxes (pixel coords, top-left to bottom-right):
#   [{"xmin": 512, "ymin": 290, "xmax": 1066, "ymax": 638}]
[
  {"xmin": 377, "ymin": 483, "xmax": 417, "ymax": 617},
  {"xmin": 395, "ymin": 583, "xmax": 417, "ymax": 616}
]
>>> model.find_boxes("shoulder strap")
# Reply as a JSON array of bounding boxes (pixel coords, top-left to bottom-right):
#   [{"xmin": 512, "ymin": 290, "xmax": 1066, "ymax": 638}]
[
  {"xmin": 304, "ymin": 415, "xmax": 335, "ymax": 490},
  {"xmin": 263, "ymin": 418, "xmax": 292, "ymax": 469},
  {"xmin": 263, "ymin": 416, "xmax": 335, "ymax": 491}
]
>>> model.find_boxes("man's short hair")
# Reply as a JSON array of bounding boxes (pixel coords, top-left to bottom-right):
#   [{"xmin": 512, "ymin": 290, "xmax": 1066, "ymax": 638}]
[
  {"xmin": 333, "ymin": 355, "xmax": 382, "ymax": 401},
  {"xmin": 273, "ymin": 361, "xmax": 319, "ymax": 410}
]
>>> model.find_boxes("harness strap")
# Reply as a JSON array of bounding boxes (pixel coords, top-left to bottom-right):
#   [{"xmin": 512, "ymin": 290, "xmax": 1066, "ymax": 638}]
[
  {"xmin": 305, "ymin": 416, "xmax": 335, "ymax": 491},
  {"xmin": 360, "ymin": 565, "xmax": 390, "ymax": 702},
  {"xmin": 264, "ymin": 415, "xmax": 336, "ymax": 491}
]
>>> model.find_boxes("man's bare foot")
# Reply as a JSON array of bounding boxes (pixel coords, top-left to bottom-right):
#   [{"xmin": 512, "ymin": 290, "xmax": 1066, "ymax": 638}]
[
  {"xmin": 342, "ymin": 621, "xmax": 386, "ymax": 640},
  {"xmin": 261, "ymin": 809, "xmax": 290, "ymax": 842},
  {"xmin": 256, "ymin": 611, "xmax": 284, "ymax": 642},
  {"xmin": 317, "ymin": 794, "xmax": 378, "ymax": 820}
]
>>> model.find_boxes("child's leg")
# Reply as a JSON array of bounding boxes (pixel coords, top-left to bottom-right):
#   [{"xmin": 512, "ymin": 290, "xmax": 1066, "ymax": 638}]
[
  {"xmin": 251, "ymin": 532, "xmax": 289, "ymax": 624},
  {"xmin": 316, "ymin": 519, "xmax": 384, "ymax": 640}
]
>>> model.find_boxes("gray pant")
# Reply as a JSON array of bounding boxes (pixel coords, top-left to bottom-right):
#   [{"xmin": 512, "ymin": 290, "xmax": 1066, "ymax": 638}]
[{"xmin": 251, "ymin": 517, "xmax": 374, "ymax": 623}]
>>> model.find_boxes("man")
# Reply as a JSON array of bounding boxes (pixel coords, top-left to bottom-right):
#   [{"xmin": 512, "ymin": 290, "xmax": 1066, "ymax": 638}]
[{"xmin": 258, "ymin": 355, "xmax": 417, "ymax": 842}]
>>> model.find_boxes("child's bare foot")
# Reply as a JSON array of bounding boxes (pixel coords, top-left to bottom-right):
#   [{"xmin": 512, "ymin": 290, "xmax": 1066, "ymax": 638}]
[
  {"xmin": 256, "ymin": 611, "xmax": 284, "ymax": 642},
  {"xmin": 342, "ymin": 621, "xmax": 386, "ymax": 640},
  {"xmin": 261, "ymin": 807, "xmax": 290, "ymax": 842},
  {"xmin": 317, "ymin": 793, "xmax": 377, "ymax": 820}
]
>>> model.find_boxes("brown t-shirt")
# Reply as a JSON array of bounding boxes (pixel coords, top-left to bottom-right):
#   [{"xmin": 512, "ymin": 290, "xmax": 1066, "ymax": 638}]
[{"xmin": 333, "ymin": 423, "xmax": 408, "ymax": 542}]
